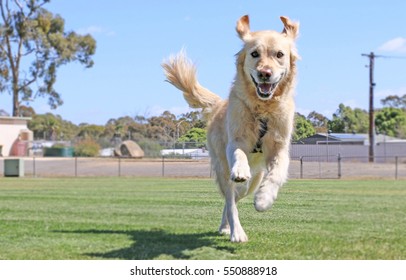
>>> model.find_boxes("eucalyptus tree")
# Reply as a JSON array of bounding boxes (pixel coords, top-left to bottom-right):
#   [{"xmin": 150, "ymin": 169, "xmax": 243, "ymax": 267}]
[{"xmin": 0, "ymin": 0, "xmax": 96, "ymax": 116}]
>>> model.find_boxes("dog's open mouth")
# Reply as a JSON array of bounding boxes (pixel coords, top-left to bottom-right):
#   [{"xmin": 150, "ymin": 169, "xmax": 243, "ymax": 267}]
[{"xmin": 250, "ymin": 75, "xmax": 278, "ymax": 99}]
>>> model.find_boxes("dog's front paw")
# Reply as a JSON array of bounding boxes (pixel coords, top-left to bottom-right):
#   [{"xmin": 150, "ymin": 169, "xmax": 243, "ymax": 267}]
[
  {"xmin": 230, "ymin": 162, "xmax": 251, "ymax": 182},
  {"xmin": 230, "ymin": 227, "xmax": 248, "ymax": 243}
]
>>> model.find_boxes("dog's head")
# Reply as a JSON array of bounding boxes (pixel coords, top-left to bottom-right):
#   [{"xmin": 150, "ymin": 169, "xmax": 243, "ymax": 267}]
[{"xmin": 236, "ymin": 15, "xmax": 299, "ymax": 101}]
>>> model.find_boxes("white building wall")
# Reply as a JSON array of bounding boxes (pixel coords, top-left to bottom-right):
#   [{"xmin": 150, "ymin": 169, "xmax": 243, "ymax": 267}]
[{"xmin": 0, "ymin": 117, "xmax": 31, "ymax": 156}]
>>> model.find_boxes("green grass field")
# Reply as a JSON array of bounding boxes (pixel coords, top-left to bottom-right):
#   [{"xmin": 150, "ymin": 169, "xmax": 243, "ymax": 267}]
[{"xmin": 0, "ymin": 177, "xmax": 405, "ymax": 260}]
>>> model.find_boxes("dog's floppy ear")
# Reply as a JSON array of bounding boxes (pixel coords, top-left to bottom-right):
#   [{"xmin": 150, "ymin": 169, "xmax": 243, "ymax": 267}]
[
  {"xmin": 280, "ymin": 16, "xmax": 299, "ymax": 39},
  {"xmin": 236, "ymin": 15, "xmax": 251, "ymax": 41}
]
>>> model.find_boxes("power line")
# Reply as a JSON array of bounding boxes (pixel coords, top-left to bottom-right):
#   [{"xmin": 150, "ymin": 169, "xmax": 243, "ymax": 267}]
[{"xmin": 378, "ymin": 55, "xmax": 406, "ymax": 59}]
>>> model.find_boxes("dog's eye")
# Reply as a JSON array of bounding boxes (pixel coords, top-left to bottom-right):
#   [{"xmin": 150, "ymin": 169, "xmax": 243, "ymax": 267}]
[
  {"xmin": 276, "ymin": 51, "xmax": 284, "ymax": 58},
  {"xmin": 251, "ymin": 51, "xmax": 259, "ymax": 58}
]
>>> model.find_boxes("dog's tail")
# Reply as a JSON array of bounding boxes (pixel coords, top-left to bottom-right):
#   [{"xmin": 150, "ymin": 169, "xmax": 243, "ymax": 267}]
[{"xmin": 162, "ymin": 51, "xmax": 222, "ymax": 115}]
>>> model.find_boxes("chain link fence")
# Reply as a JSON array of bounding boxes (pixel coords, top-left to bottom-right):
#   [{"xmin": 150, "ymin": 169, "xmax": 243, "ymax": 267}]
[
  {"xmin": 294, "ymin": 155, "xmax": 406, "ymax": 179},
  {"xmin": 1, "ymin": 140, "xmax": 406, "ymax": 179},
  {"xmin": 1, "ymin": 154, "xmax": 405, "ymax": 179},
  {"xmin": 0, "ymin": 156, "xmax": 211, "ymax": 178}
]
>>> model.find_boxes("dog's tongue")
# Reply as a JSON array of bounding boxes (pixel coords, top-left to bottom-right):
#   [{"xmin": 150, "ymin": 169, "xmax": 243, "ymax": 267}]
[{"xmin": 259, "ymin": 83, "xmax": 272, "ymax": 94}]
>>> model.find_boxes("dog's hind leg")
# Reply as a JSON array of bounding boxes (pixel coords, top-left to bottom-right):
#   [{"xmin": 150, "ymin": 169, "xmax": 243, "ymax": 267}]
[
  {"xmin": 225, "ymin": 185, "xmax": 248, "ymax": 242},
  {"xmin": 219, "ymin": 204, "xmax": 230, "ymax": 235},
  {"xmin": 254, "ymin": 146, "xmax": 289, "ymax": 212}
]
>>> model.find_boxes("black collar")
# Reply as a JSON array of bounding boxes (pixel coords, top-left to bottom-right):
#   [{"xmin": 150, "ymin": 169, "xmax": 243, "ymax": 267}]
[{"xmin": 251, "ymin": 119, "xmax": 268, "ymax": 153}]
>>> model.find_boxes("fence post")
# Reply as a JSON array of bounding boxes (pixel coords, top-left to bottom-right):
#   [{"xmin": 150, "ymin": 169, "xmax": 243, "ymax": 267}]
[
  {"xmin": 337, "ymin": 153, "xmax": 342, "ymax": 179},
  {"xmin": 75, "ymin": 157, "xmax": 78, "ymax": 177},
  {"xmin": 162, "ymin": 156, "xmax": 165, "ymax": 177},
  {"xmin": 300, "ymin": 156, "xmax": 303, "ymax": 179},
  {"xmin": 33, "ymin": 156, "xmax": 36, "ymax": 177},
  {"xmin": 118, "ymin": 157, "xmax": 121, "ymax": 177},
  {"xmin": 395, "ymin": 156, "xmax": 398, "ymax": 180}
]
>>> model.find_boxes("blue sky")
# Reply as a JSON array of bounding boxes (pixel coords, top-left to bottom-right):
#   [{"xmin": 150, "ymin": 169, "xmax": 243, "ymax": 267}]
[{"xmin": 1, "ymin": 0, "xmax": 406, "ymax": 125}]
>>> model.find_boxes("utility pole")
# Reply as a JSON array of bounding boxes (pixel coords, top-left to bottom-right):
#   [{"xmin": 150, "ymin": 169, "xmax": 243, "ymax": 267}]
[{"xmin": 362, "ymin": 52, "xmax": 376, "ymax": 163}]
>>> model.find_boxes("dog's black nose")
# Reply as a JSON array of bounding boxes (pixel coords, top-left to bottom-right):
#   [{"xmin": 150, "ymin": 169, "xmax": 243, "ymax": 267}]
[{"xmin": 258, "ymin": 68, "xmax": 272, "ymax": 81}]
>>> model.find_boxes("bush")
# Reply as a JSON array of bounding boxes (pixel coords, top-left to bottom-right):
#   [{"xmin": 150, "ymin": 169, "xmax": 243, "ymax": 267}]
[
  {"xmin": 137, "ymin": 140, "xmax": 163, "ymax": 158},
  {"xmin": 74, "ymin": 139, "xmax": 101, "ymax": 157},
  {"xmin": 51, "ymin": 142, "xmax": 70, "ymax": 148}
]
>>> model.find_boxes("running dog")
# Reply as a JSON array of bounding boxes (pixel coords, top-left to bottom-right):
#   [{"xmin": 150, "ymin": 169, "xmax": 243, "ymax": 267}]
[{"xmin": 162, "ymin": 15, "xmax": 299, "ymax": 242}]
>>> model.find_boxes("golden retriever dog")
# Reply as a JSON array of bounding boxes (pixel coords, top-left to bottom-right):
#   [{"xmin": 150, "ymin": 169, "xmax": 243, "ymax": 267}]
[{"xmin": 162, "ymin": 15, "xmax": 299, "ymax": 242}]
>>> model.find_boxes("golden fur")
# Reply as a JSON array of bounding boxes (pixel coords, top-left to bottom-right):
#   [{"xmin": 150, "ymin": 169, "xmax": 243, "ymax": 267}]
[{"xmin": 162, "ymin": 15, "xmax": 299, "ymax": 242}]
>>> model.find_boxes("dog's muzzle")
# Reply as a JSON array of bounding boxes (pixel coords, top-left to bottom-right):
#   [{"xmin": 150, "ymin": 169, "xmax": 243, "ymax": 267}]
[{"xmin": 250, "ymin": 72, "xmax": 284, "ymax": 100}]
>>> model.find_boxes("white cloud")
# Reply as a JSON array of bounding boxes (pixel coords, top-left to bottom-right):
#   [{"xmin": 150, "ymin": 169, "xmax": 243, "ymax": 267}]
[{"xmin": 378, "ymin": 37, "xmax": 406, "ymax": 53}]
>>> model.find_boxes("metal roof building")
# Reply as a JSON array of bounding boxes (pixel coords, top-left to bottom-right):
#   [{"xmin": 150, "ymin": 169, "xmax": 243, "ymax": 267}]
[{"xmin": 296, "ymin": 133, "xmax": 406, "ymax": 145}]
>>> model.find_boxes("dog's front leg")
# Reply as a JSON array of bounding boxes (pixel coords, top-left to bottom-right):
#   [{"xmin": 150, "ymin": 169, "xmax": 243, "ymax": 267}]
[
  {"xmin": 227, "ymin": 141, "xmax": 251, "ymax": 182},
  {"xmin": 254, "ymin": 144, "xmax": 289, "ymax": 212},
  {"xmin": 225, "ymin": 186, "xmax": 248, "ymax": 242}
]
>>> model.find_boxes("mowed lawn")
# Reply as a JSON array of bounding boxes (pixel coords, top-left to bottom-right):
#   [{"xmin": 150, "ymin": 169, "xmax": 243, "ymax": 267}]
[{"xmin": 0, "ymin": 177, "xmax": 405, "ymax": 260}]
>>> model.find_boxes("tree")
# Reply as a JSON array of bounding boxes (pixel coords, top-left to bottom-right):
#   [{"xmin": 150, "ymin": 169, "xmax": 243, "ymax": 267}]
[
  {"xmin": 380, "ymin": 94, "xmax": 406, "ymax": 110},
  {"xmin": 179, "ymin": 110, "xmax": 206, "ymax": 129},
  {"xmin": 18, "ymin": 104, "xmax": 35, "ymax": 116},
  {"xmin": 77, "ymin": 124, "xmax": 105, "ymax": 140},
  {"xmin": 328, "ymin": 103, "xmax": 368, "ymax": 133},
  {"xmin": 0, "ymin": 0, "xmax": 96, "ymax": 116},
  {"xmin": 103, "ymin": 116, "xmax": 138, "ymax": 142},
  {"xmin": 293, "ymin": 113, "xmax": 316, "ymax": 142},
  {"xmin": 307, "ymin": 111, "xmax": 328, "ymax": 133},
  {"xmin": 375, "ymin": 107, "xmax": 406, "ymax": 138},
  {"xmin": 148, "ymin": 111, "xmax": 177, "ymax": 142},
  {"xmin": 28, "ymin": 112, "xmax": 78, "ymax": 140},
  {"xmin": 178, "ymin": 127, "xmax": 207, "ymax": 148},
  {"xmin": 28, "ymin": 112, "xmax": 60, "ymax": 139}
]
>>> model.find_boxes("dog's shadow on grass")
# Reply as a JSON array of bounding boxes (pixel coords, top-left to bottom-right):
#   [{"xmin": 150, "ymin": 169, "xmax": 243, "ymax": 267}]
[{"xmin": 56, "ymin": 229, "xmax": 235, "ymax": 260}]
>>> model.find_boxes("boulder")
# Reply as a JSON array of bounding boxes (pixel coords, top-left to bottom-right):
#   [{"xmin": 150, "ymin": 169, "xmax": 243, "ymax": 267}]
[{"xmin": 114, "ymin": 140, "xmax": 144, "ymax": 158}]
